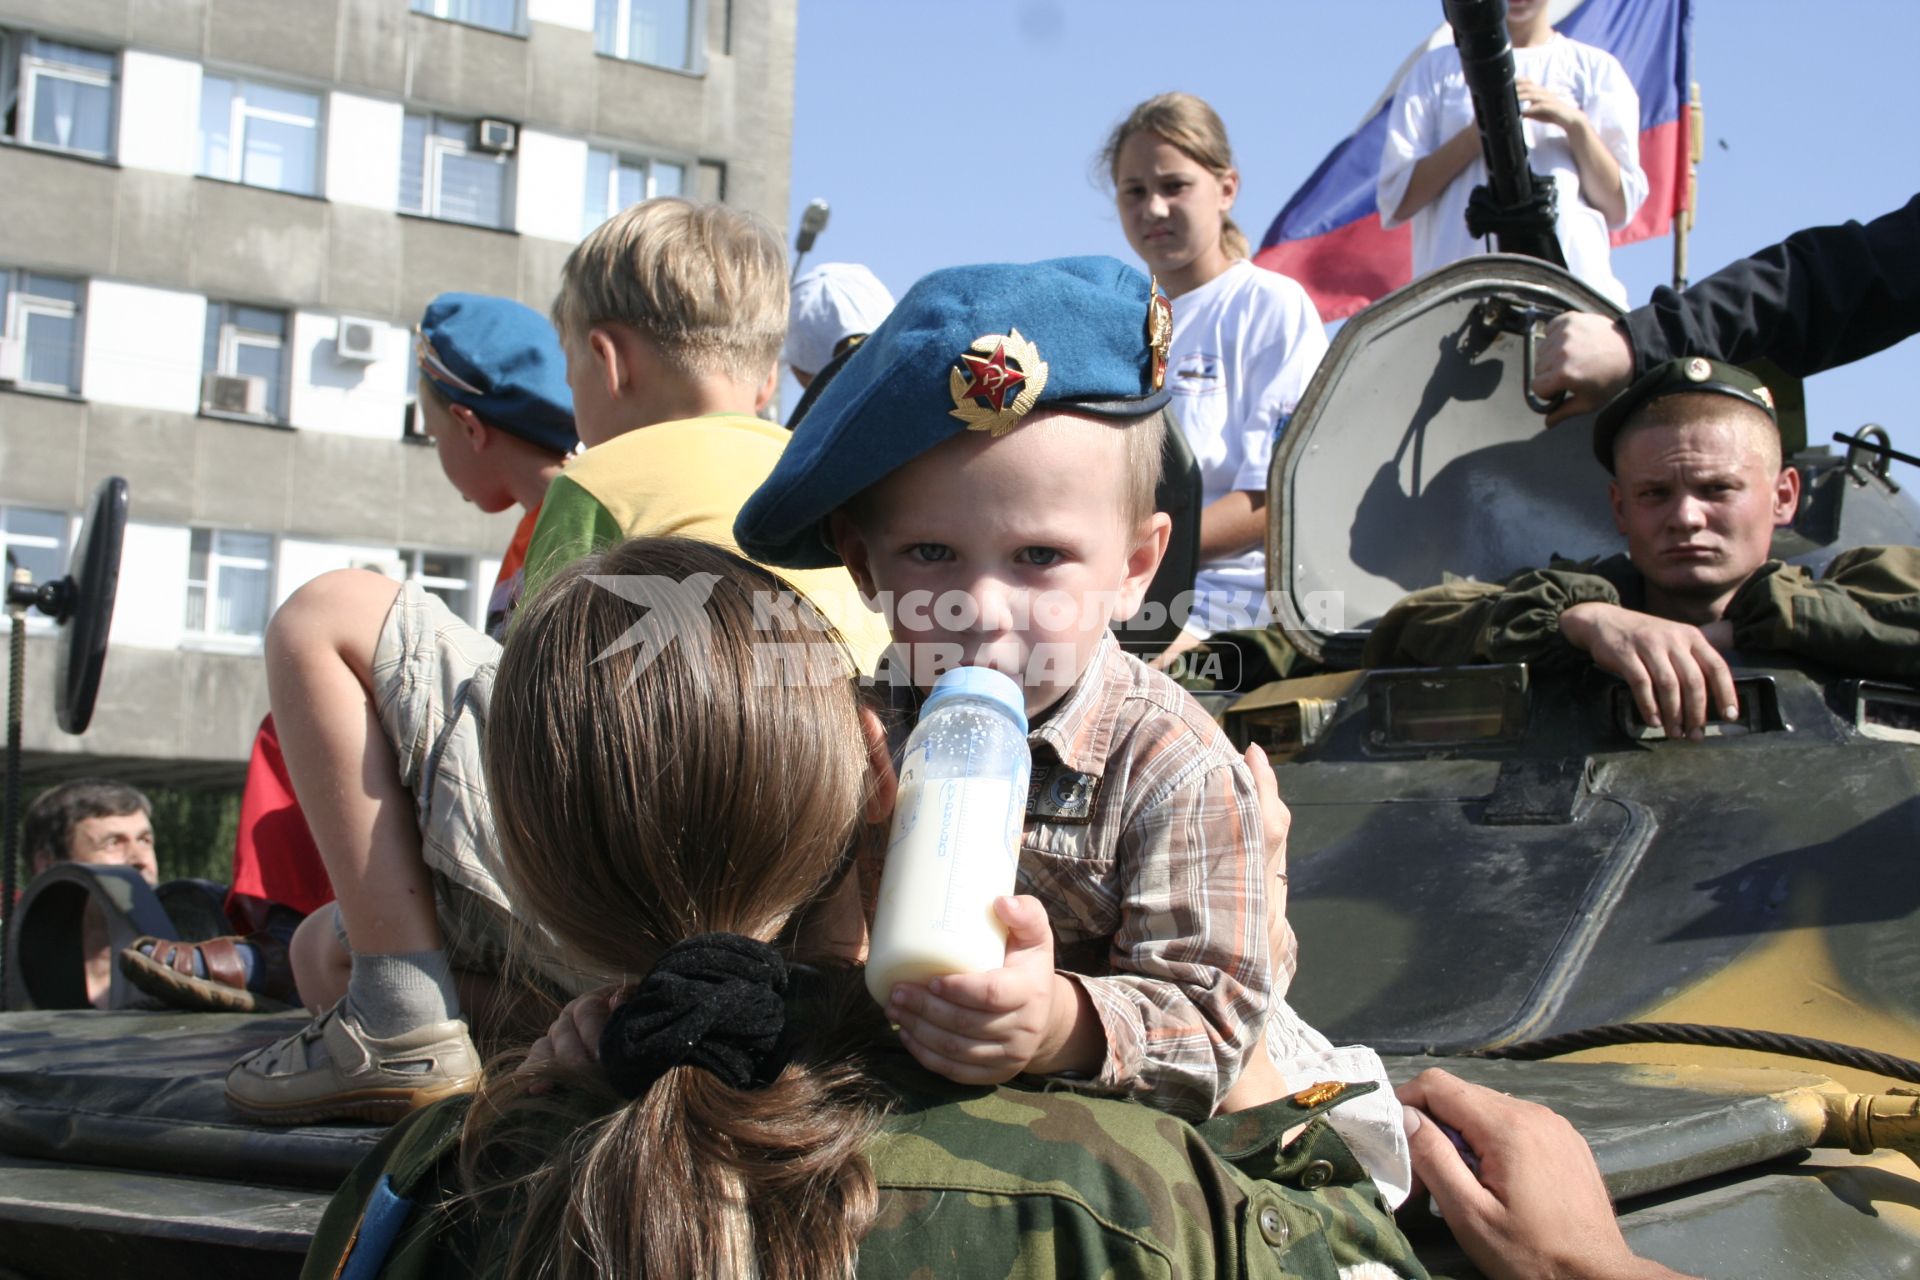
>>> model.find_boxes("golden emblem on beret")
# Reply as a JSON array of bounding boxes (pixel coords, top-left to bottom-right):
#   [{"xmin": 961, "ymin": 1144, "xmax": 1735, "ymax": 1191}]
[
  {"xmin": 1683, "ymin": 356, "xmax": 1713, "ymax": 383},
  {"xmin": 1146, "ymin": 277, "xmax": 1172, "ymax": 392},
  {"xmin": 1754, "ymin": 384, "xmax": 1775, "ymax": 410},
  {"xmin": 950, "ymin": 328, "xmax": 1049, "ymax": 436},
  {"xmin": 1291, "ymin": 1081, "xmax": 1345, "ymax": 1108}
]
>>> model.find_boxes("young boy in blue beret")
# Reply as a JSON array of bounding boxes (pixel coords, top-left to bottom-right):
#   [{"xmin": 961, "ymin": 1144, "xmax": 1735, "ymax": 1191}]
[
  {"xmin": 118, "ymin": 292, "xmax": 578, "ymax": 1018},
  {"xmin": 221, "ymin": 199, "xmax": 887, "ymax": 1125},
  {"xmin": 738, "ymin": 256, "xmax": 1409, "ymax": 1193},
  {"xmin": 412, "ymin": 291, "xmax": 579, "ymax": 640},
  {"xmin": 739, "ymin": 259, "xmax": 1253, "ymax": 1104}
]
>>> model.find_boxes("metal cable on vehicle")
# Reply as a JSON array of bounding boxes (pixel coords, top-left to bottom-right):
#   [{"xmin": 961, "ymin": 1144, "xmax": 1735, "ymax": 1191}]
[{"xmin": 1470, "ymin": 1021, "xmax": 1920, "ymax": 1087}]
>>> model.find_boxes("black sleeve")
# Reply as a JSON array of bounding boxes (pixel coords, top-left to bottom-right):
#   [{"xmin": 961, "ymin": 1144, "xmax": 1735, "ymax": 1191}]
[{"xmin": 1623, "ymin": 192, "xmax": 1920, "ymax": 378}]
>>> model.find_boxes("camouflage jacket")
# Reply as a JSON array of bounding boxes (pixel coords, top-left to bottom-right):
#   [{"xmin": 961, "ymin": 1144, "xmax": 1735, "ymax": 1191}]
[
  {"xmin": 302, "ymin": 1068, "xmax": 1431, "ymax": 1280},
  {"xmin": 1361, "ymin": 547, "xmax": 1920, "ymax": 682}
]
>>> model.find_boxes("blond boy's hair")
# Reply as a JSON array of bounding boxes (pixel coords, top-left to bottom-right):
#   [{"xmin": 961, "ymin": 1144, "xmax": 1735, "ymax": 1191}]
[
  {"xmin": 553, "ymin": 198, "xmax": 788, "ymax": 385},
  {"xmin": 1122, "ymin": 409, "xmax": 1169, "ymax": 530}
]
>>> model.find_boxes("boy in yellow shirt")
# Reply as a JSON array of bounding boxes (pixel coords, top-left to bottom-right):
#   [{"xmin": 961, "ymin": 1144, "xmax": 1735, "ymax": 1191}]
[{"xmin": 224, "ymin": 199, "xmax": 885, "ymax": 1125}]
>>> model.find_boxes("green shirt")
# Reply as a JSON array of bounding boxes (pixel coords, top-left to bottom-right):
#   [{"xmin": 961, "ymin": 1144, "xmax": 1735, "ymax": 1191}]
[
  {"xmin": 1362, "ymin": 546, "xmax": 1920, "ymax": 682},
  {"xmin": 302, "ymin": 1069, "xmax": 1429, "ymax": 1280}
]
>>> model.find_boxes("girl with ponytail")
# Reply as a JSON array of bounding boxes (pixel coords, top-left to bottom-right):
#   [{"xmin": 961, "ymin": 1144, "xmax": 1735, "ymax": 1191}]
[{"xmin": 300, "ymin": 536, "xmax": 1581, "ymax": 1280}]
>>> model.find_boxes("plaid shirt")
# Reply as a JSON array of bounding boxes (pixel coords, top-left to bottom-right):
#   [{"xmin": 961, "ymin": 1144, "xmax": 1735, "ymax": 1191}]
[{"xmin": 881, "ymin": 632, "xmax": 1277, "ymax": 1119}]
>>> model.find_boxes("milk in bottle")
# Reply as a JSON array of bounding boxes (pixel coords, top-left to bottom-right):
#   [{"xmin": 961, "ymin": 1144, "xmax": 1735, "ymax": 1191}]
[{"xmin": 865, "ymin": 666, "xmax": 1032, "ymax": 1005}]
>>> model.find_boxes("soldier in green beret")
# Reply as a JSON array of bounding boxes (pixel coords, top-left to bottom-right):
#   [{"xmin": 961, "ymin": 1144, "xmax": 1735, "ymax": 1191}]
[{"xmin": 1364, "ymin": 358, "xmax": 1920, "ymax": 738}]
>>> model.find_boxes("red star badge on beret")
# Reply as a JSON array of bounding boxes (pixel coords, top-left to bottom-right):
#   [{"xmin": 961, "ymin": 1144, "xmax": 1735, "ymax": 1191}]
[{"xmin": 958, "ymin": 341, "xmax": 1027, "ymax": 411}]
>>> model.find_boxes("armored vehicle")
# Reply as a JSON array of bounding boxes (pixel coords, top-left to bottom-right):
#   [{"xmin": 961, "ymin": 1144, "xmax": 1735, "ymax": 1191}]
[
  {"xmin": 3, "ymin": 3, "xmax": 1919, "ymax": 1274},
  {"xmin": 1210, "ymin": 0, "xmax": 1920, "ymax": 1271}
]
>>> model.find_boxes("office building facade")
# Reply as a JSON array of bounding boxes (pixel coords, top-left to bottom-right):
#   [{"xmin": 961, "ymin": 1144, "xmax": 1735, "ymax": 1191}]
[{"xmin": 0, "ymin": 0, "xmax": 795, "ymax": 785}]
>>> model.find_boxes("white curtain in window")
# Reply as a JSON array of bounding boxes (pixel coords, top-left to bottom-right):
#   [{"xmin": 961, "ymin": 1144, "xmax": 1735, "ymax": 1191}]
[
  {"xmin": 34, "ymin": 74, "xmax": 112, "ymax": 154},
  {"xmin": 216, "ymin": 562, "xmax": 270, "ymax": 636},
  {"xmin": 438, "ymin": 151, "xmax": 506, "ymax": 227}
]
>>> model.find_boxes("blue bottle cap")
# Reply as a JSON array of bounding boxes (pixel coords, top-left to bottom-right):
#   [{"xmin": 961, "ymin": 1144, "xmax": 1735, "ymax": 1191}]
[{"xmin": 921, "ymin": 666, "xmax": 1028, "ymax": 733}]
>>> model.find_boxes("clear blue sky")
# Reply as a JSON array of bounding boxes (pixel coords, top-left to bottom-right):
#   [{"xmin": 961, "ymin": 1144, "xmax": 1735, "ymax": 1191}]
[{"xmin": 787, "ymin": 0, "xmax": 1916, "ymax": 456}]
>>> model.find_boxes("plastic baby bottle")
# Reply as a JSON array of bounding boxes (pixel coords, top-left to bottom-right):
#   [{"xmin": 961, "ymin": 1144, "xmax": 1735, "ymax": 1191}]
[{"xmin": 865, "ymin": 666, "xmax": 1033, "ymax": 1006}]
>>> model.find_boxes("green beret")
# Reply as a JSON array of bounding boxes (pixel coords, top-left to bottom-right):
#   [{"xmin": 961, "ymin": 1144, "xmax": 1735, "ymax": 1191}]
[{"xmin": 1592, "ymin": 357, "xmax": 1778, "ymax": 472}]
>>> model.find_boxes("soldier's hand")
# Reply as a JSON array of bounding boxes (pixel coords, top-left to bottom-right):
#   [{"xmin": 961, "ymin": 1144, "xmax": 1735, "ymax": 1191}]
[
  {"xmin": 1398, "ymin": 1069, "xmax": 1693, "ymax": 1280},
  {"xmin": 1560, "ymin": 603, "xmax": 1738, "ymax": 739},
  {"xmin": 887, "ymin": 895, "xmax": 1088, "ymax": 1084},
  {"xmin": 1532, "ymin": 312, "xmax": 1634, "ymax": 427},
  {"xmin": 1245, "ymin": 742, "xmax": 1298, "ymax": 988},
  {"xmin": 522, "ymin": 984, "xmax": 625, "ymax": 1088}
]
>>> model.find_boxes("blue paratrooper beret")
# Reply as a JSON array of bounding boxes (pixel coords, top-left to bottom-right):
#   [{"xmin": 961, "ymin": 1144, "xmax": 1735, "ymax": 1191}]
[
  {"xmin": 736, "ymin": 255, "xmax": 1174, "ymax": 570},
  {"xmin": 415, "ymin": 292, "xmax": 578, "ymax": 454}
]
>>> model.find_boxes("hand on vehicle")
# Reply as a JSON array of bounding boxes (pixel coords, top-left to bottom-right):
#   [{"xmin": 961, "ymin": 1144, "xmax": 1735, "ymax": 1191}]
[
  {"xmin": 1560, "ymin": 602, "xmax": 1738, "ymax": 739},
  {"xmin": 1531, "ymin": 312, "xmax": 1635, "ymax": 427},
  {"xmin": 1398, "ymin": 1069, "xmax": 1695, "ymax": 1280},
  {"xmin": 886, "ymin": 895, "xmax": 1077, "ymax": 1084},
  {"xmin": 1244, "ymin": 741, "xmax": 1298, "ymax": 980}
]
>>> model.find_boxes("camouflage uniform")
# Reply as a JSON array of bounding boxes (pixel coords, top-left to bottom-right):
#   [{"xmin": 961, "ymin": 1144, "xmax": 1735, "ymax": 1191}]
[
  {"xmin": 302, "ymin": 1067, "xmax": 1430, "ymax": 1280},
  {"xmin": 1362, "ymin": 547, "xmax": 1920, "ymax": 681}
]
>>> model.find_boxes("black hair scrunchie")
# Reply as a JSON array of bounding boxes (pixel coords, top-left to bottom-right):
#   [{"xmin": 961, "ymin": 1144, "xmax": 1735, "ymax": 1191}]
[{"xmin": 599, "ymin": 933, "xmax": 792, "ymax": 1099}]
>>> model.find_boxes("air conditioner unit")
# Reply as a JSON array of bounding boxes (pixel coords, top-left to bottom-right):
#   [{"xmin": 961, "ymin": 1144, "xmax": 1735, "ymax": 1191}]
[
  {"xmin": 352, "ymin": 556, "xmax": 406, "ymax": 580},
  {"xmin": 202, "ymin": 371, "xmax": 268, "ymax": 417},
  {"xmin": 336, "ymin": 316, "xmax": 383, "ymax": 362},
  {"xmin": 475, "ymin": 118, "xmax": 517, "ymax": 154},
  {"xmin": 0, "ymin": 336, "xmax": 23, "ymax": 384}
]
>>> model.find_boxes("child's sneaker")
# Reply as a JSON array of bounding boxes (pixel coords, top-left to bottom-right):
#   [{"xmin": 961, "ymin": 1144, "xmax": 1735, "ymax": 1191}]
[{"xmin": 225, "ymin": 1001, "xmax": 480, "ymax": 1125}]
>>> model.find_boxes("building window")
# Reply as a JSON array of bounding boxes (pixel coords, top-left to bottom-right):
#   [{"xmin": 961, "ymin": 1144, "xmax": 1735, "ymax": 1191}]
[
  {"xmin": 1, "ymin": 269, "xmax": 83, "ymax": 394},
  {"xmin": 201, "ymin": 303, "xmax": 288, "ymax": 421},
  {"xmin": 184, "ymin": 529, "xmax": 274, "ymax": 639},
  {"xmin": 399, "ymin": 112, "xmax": 512, "ymax": 229},
  {"xmin": 595, "ymin": 0, "xmax": 699, "ymax": 71},
  {"xmin": 199, "ymin": 75, "xmax": 321, "ymax": 196},
  {"xmin": 410, "ymin": 0, "xmax": 524, "ymax": 35},
  {"xmin": 403, "ymin": 549, "xmax": 475, "ymax": 624},
  {"xmin": 7, "ymin": 36, "xmax": 117, "ymax": 159},
  {"xmin": 582, "ymin": 147, "xmax": 685, "ymax": 235},
  {"xmin": 1, "ymin": 505, "xmax": 70, "ymax": 590}
]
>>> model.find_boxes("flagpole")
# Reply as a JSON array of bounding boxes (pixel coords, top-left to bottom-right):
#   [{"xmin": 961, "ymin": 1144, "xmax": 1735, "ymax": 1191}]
[{"xmin": 1672, "ymin": 80, "xmax": 1703, "ymax": 290}]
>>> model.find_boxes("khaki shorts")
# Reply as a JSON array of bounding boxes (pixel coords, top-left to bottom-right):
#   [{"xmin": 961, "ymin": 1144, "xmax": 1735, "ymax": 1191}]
[{"xmin": 372, "ymin": 582, "xmax": 594, "ymax": 995}]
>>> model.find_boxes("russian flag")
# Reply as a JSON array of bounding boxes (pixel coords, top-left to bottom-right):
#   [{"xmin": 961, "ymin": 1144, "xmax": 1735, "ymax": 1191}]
[{"xmin": 1256, "ymin": 0, "xmax": 1693, "ymax": 320}]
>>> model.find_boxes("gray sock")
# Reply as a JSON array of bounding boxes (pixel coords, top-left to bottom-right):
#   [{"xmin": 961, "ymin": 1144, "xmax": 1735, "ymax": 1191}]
[{"xmin": 345, "ymin": 949, "xmax": 461, "ymax": 1040}]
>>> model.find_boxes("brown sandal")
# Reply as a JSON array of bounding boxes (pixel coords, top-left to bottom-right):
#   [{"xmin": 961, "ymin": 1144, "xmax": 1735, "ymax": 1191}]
[{"xmin": 119, "ymin": 933, "xmax": 297, "ymax": 1014}]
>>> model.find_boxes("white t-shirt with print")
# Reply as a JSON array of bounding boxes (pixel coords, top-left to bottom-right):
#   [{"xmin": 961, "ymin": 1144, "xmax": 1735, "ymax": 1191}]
[
  {"xmin": 1167, "ymin": 259, "xmax": 1328, "ymax": 638},
  {"xmin": 1376, "ymin": 33, "xmax": 1648, "ymax": 307}
]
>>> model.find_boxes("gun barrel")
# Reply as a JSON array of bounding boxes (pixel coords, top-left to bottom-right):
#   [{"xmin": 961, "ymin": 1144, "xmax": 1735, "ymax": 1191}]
[
  {"xmin": 1444, "ymin": 0, "xmax": 1533, "ymax": 206},
  {"xmin": 1440, "ymin": 0, "xmax": 1565, "ymax": 265}
]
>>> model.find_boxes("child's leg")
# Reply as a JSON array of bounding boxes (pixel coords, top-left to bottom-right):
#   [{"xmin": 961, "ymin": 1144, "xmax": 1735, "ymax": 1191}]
[
  {"xmin": 228, "ymin": 570, "xmax": 476, "ymax": 1124},
  {"xmin": 266, "ymin": 570, "xmax": 443, "ymax": 963},
  {"xmin": 289, "ymin": 905, "xmax": 351, "ymax": 1012}
]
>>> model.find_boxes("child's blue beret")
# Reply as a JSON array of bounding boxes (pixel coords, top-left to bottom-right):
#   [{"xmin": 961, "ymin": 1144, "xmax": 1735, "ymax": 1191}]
[
  {"xmin": 415, "ymin": 292, "xmax": 578, "ymax": 454},
  {"xmin": 737, "ymin": 255, "xmax": 1173, "ymax": 570}
]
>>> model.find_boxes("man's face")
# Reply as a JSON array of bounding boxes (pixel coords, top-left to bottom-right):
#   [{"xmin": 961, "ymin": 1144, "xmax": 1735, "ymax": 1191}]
[
  {"xmin": 1609, "ymin": 406, "xmax": 1799, "ymax": 608},
  {"xmin": 61, "ymin": 812, "xmax": 159, "ymax": 886},
  {"xmin": 833, "ymin": 412, "xmax": 1166, "ymax": 717}
]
